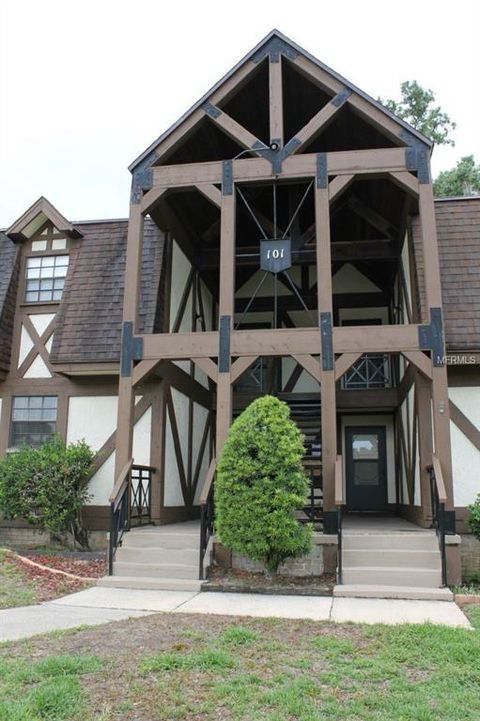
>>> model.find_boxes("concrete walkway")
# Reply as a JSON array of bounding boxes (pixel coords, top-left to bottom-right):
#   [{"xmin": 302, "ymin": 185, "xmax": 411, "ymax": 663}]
[{"xmin": 0, "ymin": 587, "xmax": 471, "ymax": 641}]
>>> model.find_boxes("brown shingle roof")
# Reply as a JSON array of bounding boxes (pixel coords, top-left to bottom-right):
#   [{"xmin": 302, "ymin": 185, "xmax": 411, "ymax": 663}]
[
  {"xmin": 0, "ymin": 233, "xmax": 20, "ymax": 372},
  {"xmin": 50, "ymin": 219, "xmax": 166, "ymax": 364},
  {"xmin": 412, "ymin": 197, "xmax": 480, "ymax": 351}
]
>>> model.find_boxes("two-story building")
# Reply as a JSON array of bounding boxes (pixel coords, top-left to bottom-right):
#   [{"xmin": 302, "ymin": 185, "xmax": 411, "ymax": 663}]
[{"xmin": 1, "ymin": 31, "xmax": 480, "ymax": 598}]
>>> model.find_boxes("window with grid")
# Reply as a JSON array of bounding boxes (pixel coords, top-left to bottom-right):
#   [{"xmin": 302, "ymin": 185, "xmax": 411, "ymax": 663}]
[
  {"xmin": 11, "ymin": 396, "xmax": 57, "ymax": 448},
  {"xmin": 25, "ymin": 255, "xmax": 69, "ymax": 303}
]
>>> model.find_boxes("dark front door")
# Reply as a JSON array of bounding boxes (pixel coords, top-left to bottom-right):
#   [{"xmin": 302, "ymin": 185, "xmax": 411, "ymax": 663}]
[{"xmin": 345, "ymin": 426, "xmax": 387, "ymax": 512}]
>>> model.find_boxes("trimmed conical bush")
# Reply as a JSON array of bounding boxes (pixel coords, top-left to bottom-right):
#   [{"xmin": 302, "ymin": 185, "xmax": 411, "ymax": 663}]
[{"xmin": 215, "ymin": 395, "xmax": 313, "ymax": 572}]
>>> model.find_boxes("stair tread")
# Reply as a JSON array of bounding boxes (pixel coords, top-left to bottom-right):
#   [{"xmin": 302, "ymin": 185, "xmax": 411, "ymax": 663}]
[
  {"xmin": 114, "ymin": 559, "xmax": 197, "ymax": 568},
  {"xmin": 343, "ymin": 565, "xmax": 440, "ymax": 572},
  {"xmin": 98, "ymin": 576, "xmax": 202, "ymax": 591},
  {"xmin": 334, "ymin": 584, "xmax": 453, "ymax": 600}
]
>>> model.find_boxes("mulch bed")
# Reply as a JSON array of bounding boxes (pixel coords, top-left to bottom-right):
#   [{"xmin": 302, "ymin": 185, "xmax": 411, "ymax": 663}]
[
  {"xmin": 17, "ymin": 550, "xmax": 106, "ymax": 578},
  {"xmin": 2, "ymin": 549, "xmax": 107, "ymax": 603},
  {"xmin": 204, "ymin": 564, "xmax": 335, "ymax": 595}
]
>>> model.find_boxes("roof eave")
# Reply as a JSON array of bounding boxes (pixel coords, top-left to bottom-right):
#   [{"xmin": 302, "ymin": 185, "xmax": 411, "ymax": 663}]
[{"xmin": 129, "ymin": 28, "xmax": 432, "ymax": 173}]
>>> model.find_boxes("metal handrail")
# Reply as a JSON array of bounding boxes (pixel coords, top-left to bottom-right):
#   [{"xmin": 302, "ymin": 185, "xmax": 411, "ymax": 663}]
[
  {"xmin": 110, "ymin": 459, "xmax": 133, "ymax": 509},
  {"xmin": 427, "ymin": 455, "xmax": 448, "ymax": 587},
  {"xmin": 334, "ymin": 455, "xmax": 344, "ymax": 584},
  {"xmin": 199, "ymin": 458, "xmax": 216, "ymax": 579},
  {"xmin": 108, "ymin": 459, "xmax": 133, "ymax": 575},
  {"xmin": 108, "ymin": 461, "xmax": 156, "ymax": 575}
]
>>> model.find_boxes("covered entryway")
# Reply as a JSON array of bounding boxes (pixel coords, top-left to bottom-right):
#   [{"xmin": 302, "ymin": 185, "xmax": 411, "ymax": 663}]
[{"xmin": 345, "ymin": 426, "xmax": 388, "ymax": 512}]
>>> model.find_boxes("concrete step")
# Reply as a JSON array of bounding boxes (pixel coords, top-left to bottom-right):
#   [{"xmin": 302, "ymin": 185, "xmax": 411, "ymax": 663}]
[
  {"xmin": 113, "ymin": 561, "xmax": 198, "ymax": 579},
  {"xmin": 121, "ymin": 531, "xmax": 199, "ymax": 550},
  {"xmin": 98, "ymin": 575, "xmax": 202, "ymax": 592},
  {"xmin": 342, "ymin": 533, "xmax": 438, "ymax": 551},
  {"xmin": 115, "ymin": 547, "xmax": 198, "ymax": 565},
  {"xmin": 342, "ymin": 566, "xmax": 442, "ymax": 588},
  {"xmin": 342, "ymin": 549, "xmax": 441, "ymax": 569},
  {"xmin": 334, "ymin": 584, "xmax": 453, "ymax": 601}
]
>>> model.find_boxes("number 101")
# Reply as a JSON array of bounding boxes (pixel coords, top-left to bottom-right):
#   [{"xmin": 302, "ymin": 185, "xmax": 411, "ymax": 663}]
[{"xmin": 266, "ymin": 248, "xmax": 284, "ymax": 259}]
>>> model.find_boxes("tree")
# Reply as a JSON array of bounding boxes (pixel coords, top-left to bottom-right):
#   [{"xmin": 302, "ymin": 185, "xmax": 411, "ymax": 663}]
[
  {"xmin": 381, "ymin": 80, "xmax": 456, "ymax": 146},
  {"xmin": 215, "ymin": 395, "xmax": 313, "ymax": 573},
  {"xmin": 433, "ymin": 155, "xmax": 480, "ymax": 197},
  {"xmin": 0, "ymin": 436, "xmax": 94, "ymax": 549}
]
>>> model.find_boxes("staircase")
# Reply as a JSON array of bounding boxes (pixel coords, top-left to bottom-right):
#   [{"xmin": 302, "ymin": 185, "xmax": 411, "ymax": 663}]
[
  {"xmin": 98, "ymin": 521, "xmax": 202, "ymax": 592},
  {"xmin": 335, "ymin": 527, "xmax": 453, "ymax": 601},
  {"xmin": 283, "ymin": 396, "xmax": 321, "ymax": 453}
]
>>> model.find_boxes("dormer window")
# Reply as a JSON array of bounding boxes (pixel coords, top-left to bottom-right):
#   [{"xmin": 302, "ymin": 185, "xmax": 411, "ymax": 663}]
[{"xmin": 25, "ymin": 255, "xmax": 69, "ymax": 303}]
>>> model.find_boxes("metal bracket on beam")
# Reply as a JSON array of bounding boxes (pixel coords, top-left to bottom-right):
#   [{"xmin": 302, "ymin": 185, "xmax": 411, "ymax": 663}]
[
  {"xmin": 401, "ymin": 130, "xmax": 431, "ymax": 185},
  {"xmin": 252, "ymin": 37, "xmax": 299, "ymax": 64},
  {"xmin": 444, "ymin": 511, "xmax": 456, "ymax": 535},
  {"xmin": 218, "ymin": 315, "xmax": 231, "ymax": 373},
  {"xmin": 316, "ymin": 153, "xmax": 328, "ymax": 189},
  {"xmin": 121, "ymin": 321, "xmax": 144, "ymax": 377},
  {"xmin": 418, "ymin": 307, "xmax": 445, "ymax": 367},
  {"xmin": 320, "ymin": 311, "xmax": 334, "ymax": 371},
  {"xmin": 323, "ymin": 511, "xmax": 339, "ymax": 534},
  {"xmin": 202, "ymin": 102, "xmax": 222, "ymax": 119},
  {"xmin": 130, "ymin": 150, "xmax": 159, "ymax": 204},
  {"xmin": 331, "ymin": 87, "xmax": 352, "ymax": 107},
  {"xmin": 222, "ymin": 160, "xmax": 233, "ymax": 196}
]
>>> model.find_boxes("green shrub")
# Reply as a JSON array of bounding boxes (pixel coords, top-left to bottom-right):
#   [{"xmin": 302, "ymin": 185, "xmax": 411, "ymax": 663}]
[
  {"xmin": 468, "ymin": 494, "xmax": 480, "ymax": 541},
  {"xmin": 215, "ymin": 395, "xmax": 313, "ymax": 572},
  {"xmin": 0, "ymin": 436, "xmax": 94, "ymax": 549}
]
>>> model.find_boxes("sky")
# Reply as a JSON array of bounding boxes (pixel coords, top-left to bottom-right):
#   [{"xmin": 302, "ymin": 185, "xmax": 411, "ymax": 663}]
[{"xmin": 1, "ymin": 0, "xmax": 479, "ymax": 227}]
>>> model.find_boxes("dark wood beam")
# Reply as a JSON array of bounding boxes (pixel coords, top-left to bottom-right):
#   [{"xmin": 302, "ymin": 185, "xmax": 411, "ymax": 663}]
[
  {"xmin": 198, "ymin": 240, "xmax": 399, "ymax": 270},
  {"xmin": 348, "ymin": 194, "xmax": 398, "ymax": 239},
  {"xmin": 235, "ymin": 291, "xmax": 390, "ymax": 314}
]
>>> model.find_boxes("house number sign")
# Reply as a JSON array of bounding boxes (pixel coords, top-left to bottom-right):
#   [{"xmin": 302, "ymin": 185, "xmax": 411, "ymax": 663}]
[{"xmin": 260, "ymin": 238, "xmax": 292, "ymax": 274}]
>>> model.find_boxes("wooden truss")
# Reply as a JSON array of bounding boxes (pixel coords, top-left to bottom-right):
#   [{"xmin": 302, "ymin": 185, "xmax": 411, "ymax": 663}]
[{"xmin": 115, "ymin": 33, "xmax": 453, "ymax": 529}]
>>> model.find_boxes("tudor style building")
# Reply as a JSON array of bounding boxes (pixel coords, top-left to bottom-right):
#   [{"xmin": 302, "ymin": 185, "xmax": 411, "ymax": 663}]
[{"xmin": 1, "ymin": 31, "xmax": 480, "ymax": 596}]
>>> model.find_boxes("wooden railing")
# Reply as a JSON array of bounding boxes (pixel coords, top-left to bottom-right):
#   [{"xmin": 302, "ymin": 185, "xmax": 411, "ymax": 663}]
[
  {"xmin": 108, "ymin": 459, "xmax": 133, "ymax": 575},
  {"xmin": 199, "ymin": 458, "xmax": 217, "ymax": 580},
  {"xmin": 130, "ymin": 464, "xmax": 155, "ymax": 525},
  {"xmin": 427, "ymin": 455, "xmax": 448, "ymax": 587},
  {"xmin": 334, "ymin": 455, "xmax": 344, "ymax": 584}
]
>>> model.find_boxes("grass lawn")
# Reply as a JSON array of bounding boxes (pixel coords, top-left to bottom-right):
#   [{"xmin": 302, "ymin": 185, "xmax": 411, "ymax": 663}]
[
  {"xmin": 0, "ymin": 549, "xmax": 40, "ymax": 608},
  {"xmin": 0, "ymin": 605, "xmax": 479, "ymax": 721},
  {"xmin": 0, "ymin": 549, "xmax": 100, "ymax": 609}
]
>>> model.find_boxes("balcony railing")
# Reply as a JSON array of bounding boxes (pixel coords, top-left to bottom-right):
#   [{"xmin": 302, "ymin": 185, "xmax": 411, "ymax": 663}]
[{"xmin": 342, "ymin": 354, "xmax": 392, "ymax": 390}]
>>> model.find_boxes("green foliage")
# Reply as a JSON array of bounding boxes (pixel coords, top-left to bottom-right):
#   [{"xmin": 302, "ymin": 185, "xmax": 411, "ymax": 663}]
[
  {"xmin": 218, "ymin": 626, "xmax": 259, "ymax": 646},
  {"xmin": 381, "ymin": 80, "xmax": 456, "ymax": 145},
  {"xmin": 468, "ymin": 493, "xmax": 480, "ymax": 541},
  {"xmin": 0, "ymin": 653, "xmax": 102, "ymax": 721},
  {"xmin": 215, "ymin": 395, "xmax": 313, "ymax": 572},
  {"xmin": 0, "ymin": 436, "xmax": 94, "ymax": 549},
  {"xmin": 433, "ymin": 155, "xmax": 480, "ymax": 197},
  {"xmin": 141, "ymin": 648, "xmax": 235, "ymax": 674}
]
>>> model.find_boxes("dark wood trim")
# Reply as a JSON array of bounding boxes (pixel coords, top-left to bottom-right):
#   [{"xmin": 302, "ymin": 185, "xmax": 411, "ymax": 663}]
[
  {"xmin": 82, "ymin": 505, "xmax": 110, "ymax": 531},
  {"xmin": 449, "ymin": 400, "xmax": 480, "ymax": 452},
  {"xmin": 398, "ymin": 503, "xmax": 431, "ymax": 528},
  {"xmin": 165, "ymin": 384, "xmax": 189, "ymax": 504}
]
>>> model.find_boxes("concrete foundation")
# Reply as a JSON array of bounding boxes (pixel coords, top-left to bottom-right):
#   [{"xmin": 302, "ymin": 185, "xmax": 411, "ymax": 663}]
[
  {"xmin": 214, "ymin": 533, "xmax": 338, "ymax": 577},
  {"xmin": 0, "ymin": 523, "xmax": 108, "ymax": 551},
  {"xmin": 460, "ymin": 534, "xmax": 480, "ymax": 581}
]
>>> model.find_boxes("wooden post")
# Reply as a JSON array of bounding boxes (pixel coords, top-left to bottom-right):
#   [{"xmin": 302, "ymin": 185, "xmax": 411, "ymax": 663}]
[
  {"xmin": 150, "ymin": 380, "xmax": 166, "ymax": 521},
  {"xmin": 418, "ymin": 181, "xmax": 454, "ymax": 512},
  {"xmin": 315, "ymin": 159, "xmax": 337, "ymax": 528},
  {"xmin": 269, "ymin": 55, "xmax": 283, "ymax": 147},
  {"xmin": 416, "ymin": 373, "xmax": 433, "ymax": 524},
  {"xmin": 114, "ymin": 202, "xmax": 144, "ymax": 483},
  {"xmin": 216, "ymin": 181, "xmax": 235, "ymax": 455}
]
